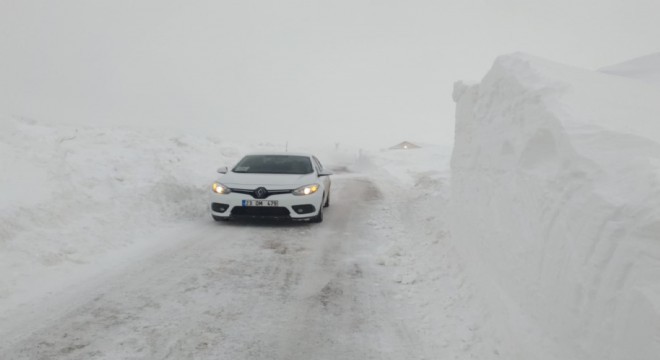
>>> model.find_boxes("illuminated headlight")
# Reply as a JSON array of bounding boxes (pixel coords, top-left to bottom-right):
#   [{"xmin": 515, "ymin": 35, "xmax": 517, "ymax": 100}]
[
  {"xmin": 212, "ymin": 182, "xmax": 231, "ymax": 194},
  {"xmin": 292, "ymin": 184, "xmax": 320, "ymax": 196}
]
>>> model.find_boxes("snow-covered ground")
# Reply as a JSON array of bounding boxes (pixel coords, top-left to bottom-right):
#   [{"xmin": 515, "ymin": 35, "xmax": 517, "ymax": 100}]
[
  {"xmin": 600, "ymin": 52, "xmax": 660, "ymax": 86},
  {"xmin": 0, "ymin": 117, "xmax": 243, "ymax": 313},
  {"xmin": 2, "ymin": 51, "xmax": 659, "ymax": 359},
  {"xmin": 0, "ymin": 118, "xmax": 522, "ymax": 359},
  {"xmin": 452, "ymin": 53, "xmax": 660, "ymax": 359}
]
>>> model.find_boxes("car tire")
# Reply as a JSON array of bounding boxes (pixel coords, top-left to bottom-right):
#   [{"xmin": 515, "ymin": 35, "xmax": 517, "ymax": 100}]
[
  {"xmin": 324, "ymin": 191, "xmax": 330, "ymax": 208},
  {"xmin": 212, "ymin": 215, "xmax": 228, "ymax": 222},
  {"xmin": 310, "ymin": 200, "xmax": 324, "ymax": 223}
]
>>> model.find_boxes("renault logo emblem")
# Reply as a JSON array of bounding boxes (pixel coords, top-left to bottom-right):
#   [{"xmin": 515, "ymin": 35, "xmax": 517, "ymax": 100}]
[{"xmin": 255, "ymin": 187, "xmax": 268, "ymax": 199}]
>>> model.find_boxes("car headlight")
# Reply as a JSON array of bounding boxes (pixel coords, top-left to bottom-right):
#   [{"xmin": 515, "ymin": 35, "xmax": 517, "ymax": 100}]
[
  {"xmin": 212, "ymin": 182, "xmax": 231, "ymax": 194},
  {"xmin": 292, "ymin": 184, "xmax": 320, "ymax": 196}
]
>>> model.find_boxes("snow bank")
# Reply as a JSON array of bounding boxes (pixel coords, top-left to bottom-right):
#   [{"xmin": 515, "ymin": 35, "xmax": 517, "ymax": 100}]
[
  {"xmin": 355, "ymin": 144, "xmax": 452, "ymax": 188},
  {"xmin": 0, "ymin": 117, "xmax": 249, "ymax": 306},
  {"xmin": 451, "ymin": 53, "xmax": 660, "ymax": 359},
  {"xmin": 0, "ymin": 117, "xmax": 358, "ymax": 313},
  {"xmin": 600, "ymin": 52, "xmax": 660, "ymax": 86}
]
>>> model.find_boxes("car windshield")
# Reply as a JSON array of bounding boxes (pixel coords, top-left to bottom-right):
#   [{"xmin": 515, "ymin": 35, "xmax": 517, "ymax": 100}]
[{"xmin": 232, "ymin": 155, "xmax": 314, "ymax": 174}]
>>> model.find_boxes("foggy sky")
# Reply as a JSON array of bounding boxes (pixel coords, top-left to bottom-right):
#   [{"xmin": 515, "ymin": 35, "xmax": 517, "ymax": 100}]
[{"xmin": 1, "ymin": 0, "xmax": 659, "ymax": 148}]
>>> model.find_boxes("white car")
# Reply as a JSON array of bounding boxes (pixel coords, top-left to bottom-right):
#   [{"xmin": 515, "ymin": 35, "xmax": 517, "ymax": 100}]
[{"xmin": 210, "ymin": 153, "xmax": 332, "ymax": 222}]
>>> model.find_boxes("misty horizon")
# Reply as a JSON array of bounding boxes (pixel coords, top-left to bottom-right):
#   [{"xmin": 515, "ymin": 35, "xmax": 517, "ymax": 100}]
[{"xmin": 2, "ymin": 0, "xmax": 659, "ymax": 148}]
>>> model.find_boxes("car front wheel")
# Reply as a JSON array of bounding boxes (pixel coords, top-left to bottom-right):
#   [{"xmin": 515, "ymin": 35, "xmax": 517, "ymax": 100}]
[{"xmin": 310, "ymin": 199, "xmax": 324, "ymax": 223}]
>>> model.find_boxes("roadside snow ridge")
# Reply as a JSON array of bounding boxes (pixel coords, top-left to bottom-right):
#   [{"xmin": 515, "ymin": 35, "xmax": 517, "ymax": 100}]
[
  {"xmin": 452, "ymin": 53, "xmax": 660, "ymax": 360},
  {"xmin": 600, "ymin": 52, "xmax": 660, "ymax": 86}
]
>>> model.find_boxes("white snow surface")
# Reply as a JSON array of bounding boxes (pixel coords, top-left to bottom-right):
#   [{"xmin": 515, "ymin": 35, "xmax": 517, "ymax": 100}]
[
  {"xmin": 4, "ymin": 49, "xmax": 660, "ymax": 358},
  {"xmin": 0, "ymin": 118, "xmax": 353, "ymax": 313},
  {"xmin": 600, "ymin": 52, "xmax": 660, "ymax": 86},
  {"xmin": 452, "ymin": 53, "xmax": 660, "ymax": 359},
  {"xmin": 0, "ymin": 117, "xmax": 239, "ymax": 307},
  {"xmin": 0, "ymin": 117, "xmax": 531, "ymax": 359}
]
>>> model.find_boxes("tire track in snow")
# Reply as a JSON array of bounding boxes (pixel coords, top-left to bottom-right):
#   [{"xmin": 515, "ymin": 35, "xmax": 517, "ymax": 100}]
[
  {"xmin": 1, "ymin": 176, "xmax": 431, "ymax": 360},
  {"xmin": 274, "ymin": 177, "xmax": 430, "ymax": 360}
]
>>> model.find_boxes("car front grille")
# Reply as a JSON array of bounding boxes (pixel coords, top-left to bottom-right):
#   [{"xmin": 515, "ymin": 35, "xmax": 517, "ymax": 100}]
[
  {"xmin": 230, "ymin": 188, "xmax": 293, "ymax": 199},
  {"xmin": 230, "ymin": 206, "xmax": 291, "ymax": 218}
]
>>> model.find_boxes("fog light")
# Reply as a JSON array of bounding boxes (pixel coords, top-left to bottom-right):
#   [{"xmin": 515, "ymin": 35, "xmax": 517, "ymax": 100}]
[
  {"xmin": 212, "ymin": 203, "xmax": 229, "ymax": 213},
  {"xmin": 292, "ymin": 205, "xmax": 316, "ymax": 214}
]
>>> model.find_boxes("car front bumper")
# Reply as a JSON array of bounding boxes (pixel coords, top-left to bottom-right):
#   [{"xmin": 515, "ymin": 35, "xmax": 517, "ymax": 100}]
[{"xmin": 210, "ymin": 190, "xmax": 323, "ymax": 220}]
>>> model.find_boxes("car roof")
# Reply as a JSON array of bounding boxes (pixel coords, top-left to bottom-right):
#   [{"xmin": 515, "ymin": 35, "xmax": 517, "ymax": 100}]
[{"xmin": 243, "ymin": 152, "xmax": 314, "ymax": 158}]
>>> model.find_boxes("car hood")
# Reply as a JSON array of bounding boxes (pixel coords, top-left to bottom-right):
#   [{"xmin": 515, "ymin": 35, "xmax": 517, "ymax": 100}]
[{"xmin": 218, "ymin": 172, "xmax": 318, "ymax": 189}]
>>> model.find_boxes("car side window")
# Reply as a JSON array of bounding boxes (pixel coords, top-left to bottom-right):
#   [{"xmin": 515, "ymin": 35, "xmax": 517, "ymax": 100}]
[{"xmin": 312, "ymin": 157, "xmax": 323, "ymax": 173}]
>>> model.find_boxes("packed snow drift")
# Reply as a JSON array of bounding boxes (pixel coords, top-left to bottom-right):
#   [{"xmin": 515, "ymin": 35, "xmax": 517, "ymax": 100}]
[
  {"xmin": 0, "ymin": 118, "xmax": 243, "ymax": 306},
  {"xmin": 0, "ymin": 118, "xmax": 352, "ymax": 312},
  {"xmin": 2, "ymin": 118, "xmax": 517, "ymax": 359},
  {"xmin": 452, "ymin": 53, "xmax": 660, "ymax": 359},
  {"xmin": 600, "ymin": 52, "xmax": 660, "ymax": 86}
]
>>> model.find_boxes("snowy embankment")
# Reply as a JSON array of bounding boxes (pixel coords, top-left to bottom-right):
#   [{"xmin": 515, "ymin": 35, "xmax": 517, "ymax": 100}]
[
  {"xmin": 600, "ymin": 52, "xmax": 660, "ymax": 86},
  {"xmin": 0, "ymin": 117, "xmax": 357, "ymax": 315},
  {"xmin": 451, "ymin": 53, "xmax": 660, "ymax": 359},
  {"xmin": 0, "ymin": 118, "xmax": 242, "ymax": 307}
]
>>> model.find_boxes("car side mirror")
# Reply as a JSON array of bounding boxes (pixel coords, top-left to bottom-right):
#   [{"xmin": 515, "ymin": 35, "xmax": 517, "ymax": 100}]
[
  {"xmin": 217, "ymin": 166, "xmax": 228, "ymax": 174},
  {"xmin": 318, "ymin": 170, "xmax": 333, "ymax": 177}
]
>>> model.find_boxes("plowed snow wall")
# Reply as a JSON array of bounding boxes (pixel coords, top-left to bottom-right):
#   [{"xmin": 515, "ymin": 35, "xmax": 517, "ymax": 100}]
[{"xmin": 451, "ymin": 54, "xmax": 660, "ymax": 360}]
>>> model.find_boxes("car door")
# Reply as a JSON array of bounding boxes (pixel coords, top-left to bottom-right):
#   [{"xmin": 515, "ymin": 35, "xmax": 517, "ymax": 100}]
[{"xmin": 313, "ymin": 156, "xmax": 331, "ymax": 193}]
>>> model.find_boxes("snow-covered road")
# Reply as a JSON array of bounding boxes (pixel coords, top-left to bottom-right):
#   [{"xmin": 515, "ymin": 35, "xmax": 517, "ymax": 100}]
[
  {"xmin": 1, "ymin": 176, "xmax": 446, "ymax": 360},
  {"xmin": 1, "ymin": 120, "xmax": 519, "ymax": 359},
  {"xmin": 4, "ymin": 51, "xmax": 660, "ymax": 359}
]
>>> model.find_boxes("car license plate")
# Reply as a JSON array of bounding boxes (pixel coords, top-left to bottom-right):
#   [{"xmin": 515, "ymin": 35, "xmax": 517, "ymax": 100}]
[{"xmin": 242, "ymin": 200, "xmax": 279, "ymax": 207}]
